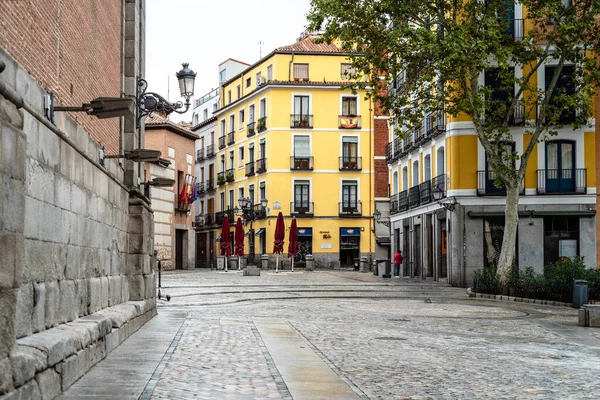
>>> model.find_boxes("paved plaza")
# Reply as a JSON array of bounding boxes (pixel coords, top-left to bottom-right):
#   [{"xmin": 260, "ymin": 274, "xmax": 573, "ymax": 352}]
[{"xmin": 61, "ymin": 269, "xmax": 600, "ymax": 399}]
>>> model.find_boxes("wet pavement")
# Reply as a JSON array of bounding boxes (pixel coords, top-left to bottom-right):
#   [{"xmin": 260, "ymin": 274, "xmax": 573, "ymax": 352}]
[{"xmin": 61, "ymin": 269, "xmax": 600, "ymax": 399}]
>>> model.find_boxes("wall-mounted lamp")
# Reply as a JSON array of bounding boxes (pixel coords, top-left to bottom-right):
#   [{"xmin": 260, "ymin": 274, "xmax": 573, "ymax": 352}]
[
  {"xmin": 373, "ymin": 209, "xmax": 391, "ymax": 227},
  {"xmin": 143, "ymin": 177, "xmax": 176, "ymax": 198},
  {"xmin": 431, "ymin": 185, "xmax": 455, "ymax": 212},
  {"xmin": 102, "ymin": 148, "xmax": 162, "ymax": 163},
  {"xmin": 136, "ymin": 63, "xmax": 197, "ymax": 128},
  {"xmin": 46, "ymin": 94, "xmax": 135, "ymax": 124}
]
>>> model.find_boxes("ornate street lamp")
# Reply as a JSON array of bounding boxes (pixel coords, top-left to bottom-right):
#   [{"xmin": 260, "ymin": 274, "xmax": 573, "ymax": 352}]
[
  {"xmin": 136, "ymin": 63, "xmax": 197, "ymax": 128},
  {"xmin": 238, "ymin": 196, "xmax": 268, "ymax": 265},
  {"xmin": 431, "ymin": 185, "xmax": 455, "ymax": 211},
  {"xmin": 373, "ymin": 209, "xmax": 390, "ymax": 228}
]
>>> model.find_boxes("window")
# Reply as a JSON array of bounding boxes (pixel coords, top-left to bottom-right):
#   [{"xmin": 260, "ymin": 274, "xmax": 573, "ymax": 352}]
[
  {"xmin": 294, "ymin": 180, "xmax": 310, "ymax": 212},
  {"xmin": 342, "ymin": 136, "xmax": 358, "ymax": 168},
  {"xmin": 229, "ymin": 150, "xmax": 234, "ymax": 169},
  {"xmin": 545, "ymin": 65, "xmax": 576, "ymax": 123},
  {"xmin": 341, "ymin": 63, "xmax": 356, "ymax": 79},
  {"xmin": 249, "ymin": 143, "xmax": 255, "ymax": 162},
  {"xmin": 203, "ymin": 109, "xmax": 208, "ymax": 121},
  {"xmin": 293, "ymin": 96, "xmax": 310, "ymax": 116},
  {"xmin": 402, "ymin": 167, "xmax": 408, "ymax": 191},
  {"xmin": 342, "ymin": 180, "xmax": 358, "ymax": 210},
  {"xmin": 256, "ymin": 72, "xmax": 262, "ymax": 83},
  {"xmin": 219, "ymin": 69, "xmax": 226, "ymax": 82},
  {"xmin": 424, "ymin": 155, "xmax": 431, "ymax": 181},
  {"xmin": 259, "ymin": 99, "xmax": 266, "ymax": 118},
  {"xmin": 220, "ymin": 119, "xmax": 226, "ymax": 136},
  {"xmin": 192, "ymin": 113, "xmax": 198, "ymax": 126},
  {"xmin": 341, "ymin": 97, "xmax": 358, "ymax": 116},
  {"xmin": 229, "ymin": 115, "xmax": 235, "ymax": 132},
  {"xmin": 259, "ymin": 181, "xmax": 266, "ymax": 201},
  {"xmin": 220, "ymin": 154, "xmax": 225, "ymax": 171},
  {"xmin": 267, "ymin": 65, "xmax": 273, "ymax": 81},
  {"xmin": 246, "ymin": 78, "xmax": 251, "ymax": 87},
  {"xmin": 249, "ymin": 184, "xmax": 255, "ymax": 204},
  {"xmin": 229, "ymin": 190, "xmax": 234, "ymax": 210},
  {"xmin": 213, "ymin": 103, "xmax": 217, "ymax": 111},
  {"xmin": 393, "ymin": 171, "xmax": 398, "ymax": 194},
  {"xmin": 228, "ymin": 90, "xmax": 232, "ymax": 104},
  {"xmin": 239, "ymin": 109, "xmax": 245, "ymax": 126},
  {"xmin": 544, "ymin": 216, "xmax": 578, "ymax": 264},
  {"xmin": 545, "ymin": 140, "xmax": 576, "ymax": 193},
  {"xmin": 238, "ymin": 187, "xmax": 244, "ymax": 202},
  {"xmin": 239, "ymin": 146, "xmax": 244, "ymax": 167},
  {"xmin": 293, "ymin": 63, "xmax": 309, "ymax": 80},
  {"xmin": 249, "ymin": 104, "xmax": 255, "ymax": 122},
  {"xmin": 236, "ymin": 85, "xmax": 241, "ymax": 99},
  {"xmin": 412, "ymin": 161, "xmax": 419, "ymax": 186},
  {"xmin": 294, "ymin": 136, "xmax": 310, "ymax": 160}
]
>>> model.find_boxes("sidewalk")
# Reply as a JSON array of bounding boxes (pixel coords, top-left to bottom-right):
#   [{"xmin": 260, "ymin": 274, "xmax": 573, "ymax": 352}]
[{"xmin": 57, "ymin": 310, "xmax": 186, "ymax": 399}]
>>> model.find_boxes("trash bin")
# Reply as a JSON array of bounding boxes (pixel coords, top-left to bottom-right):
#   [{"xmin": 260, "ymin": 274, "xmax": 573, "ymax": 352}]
[
  {"xmin": 573, "ymin": 280, "xmax": 588, "ymax": 308},
  {"xmin": 383, "ymin": 260, "xmax": 391, "ymax": 279},
  {"xmin": 375, "ymin": 259, "xmax": 390, "ymax": 278},
  {"xmin": 353, "ymin": 258, "xmax": 360, "ymax": 271}
]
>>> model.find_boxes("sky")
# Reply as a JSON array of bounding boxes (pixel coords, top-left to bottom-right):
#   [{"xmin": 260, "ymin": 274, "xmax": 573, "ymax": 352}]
[{"xmin": 146, "ymin": 0, "xmax": 313, "ymax": 123}]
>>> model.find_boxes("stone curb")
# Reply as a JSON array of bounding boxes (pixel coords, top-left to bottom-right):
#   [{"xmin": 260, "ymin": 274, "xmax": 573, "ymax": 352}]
[
  {"xmin": 2, "ymin": 299, "xmax": 157, "ymax": 400},
  {"xmin": 466, "ymin": 288, "xmax": 571, "ymax": 308}
]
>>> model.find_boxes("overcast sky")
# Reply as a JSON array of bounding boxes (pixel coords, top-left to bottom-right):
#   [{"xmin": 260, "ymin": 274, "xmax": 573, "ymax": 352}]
[{"xmin": 146, "ymin": 0, "xmax": 313, "ymax": 123}]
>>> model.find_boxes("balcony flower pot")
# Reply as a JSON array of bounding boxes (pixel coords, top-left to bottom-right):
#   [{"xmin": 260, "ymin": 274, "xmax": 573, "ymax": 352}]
[
  {"xmin": 217, "ymin": 176, "xmax": 225, "ymax": 185},
  {"xmin": 226, "ymin": 173, "xmax": 234, "ymax": 183}
]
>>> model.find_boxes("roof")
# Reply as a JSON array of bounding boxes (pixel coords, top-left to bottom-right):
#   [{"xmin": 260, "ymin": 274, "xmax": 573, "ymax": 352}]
[
  {"xmin": 191, "ymin": 115, "xmax": 217, "ymax": 131},
  {"xmin": 275, "ymin": 35, "xmax": 344, "ymax": 53},
  {"xmin": 218, "ymin": 58, "xmax": 251, "ymax": 67},
  {"xmin": 144, "ymin": 113, "xmax": 199, "ymax": 140}
]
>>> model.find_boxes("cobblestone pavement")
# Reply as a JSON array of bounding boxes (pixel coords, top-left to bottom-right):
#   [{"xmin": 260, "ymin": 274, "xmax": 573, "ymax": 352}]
[{"xmin": 145, "ymin": 269, "xmax": 600, "ymax": 399}]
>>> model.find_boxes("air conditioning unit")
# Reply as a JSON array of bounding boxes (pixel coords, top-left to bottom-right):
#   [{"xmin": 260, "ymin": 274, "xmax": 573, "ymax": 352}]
[{"xmin": 257, "ymin": 76, "xmax": 266, "ymax": 86}]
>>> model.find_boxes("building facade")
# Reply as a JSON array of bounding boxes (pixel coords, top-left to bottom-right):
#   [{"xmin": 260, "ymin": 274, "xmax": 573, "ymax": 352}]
[
  {"xmin": 145, "ymin": 115, "xmax": 198, "ymax": 270},
  {"xmin": 191, "ymin": 59, "xmax": 249, "ymax": 268},
  {"xmin": 209, "ymin": 34, "xmax": 375, "ymax": 268},
  {"xmin": 386, "ymin": 18, "xmax": 598, "ymax": 287},
  {"xmin": 0, "ymin": 1, "xmax": 157, "ymax": 398}
]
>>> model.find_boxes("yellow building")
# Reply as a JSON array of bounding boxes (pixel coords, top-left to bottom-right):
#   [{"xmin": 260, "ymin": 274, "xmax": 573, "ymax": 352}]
[{"xmin": 212, "ymin": 34, "xmax": 375, "ymax": 268}]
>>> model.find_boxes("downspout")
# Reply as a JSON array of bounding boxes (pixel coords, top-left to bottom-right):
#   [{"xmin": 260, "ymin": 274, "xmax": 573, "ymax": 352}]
[
  {"xmin": 288, "ymin": 52, "xmax": 295, "ymax": 81},
  {"xmin": 369, "ymin": 98, "xmax": 373, "ymax": 268}
]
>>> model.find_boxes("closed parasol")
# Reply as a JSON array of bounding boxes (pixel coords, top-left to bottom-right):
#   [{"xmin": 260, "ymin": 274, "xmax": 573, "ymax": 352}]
[
  {"xmin": 234, "ymin": 217, "xmax": 245, "ymax": 270},
  {"xmin": 220, "ymin": 215, "xmax": 231, "ymax": 271},
  {"xmin": 273, "ymin": 211, "xmax": 285, "ymax": 272},
  {"xmin": 287, "ymin": 218, "xmax": 298, "ymax": 272}
]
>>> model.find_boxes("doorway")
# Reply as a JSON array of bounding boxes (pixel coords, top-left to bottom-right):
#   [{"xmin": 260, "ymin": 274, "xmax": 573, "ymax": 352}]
[
  {"xmin": 340, "ymin": 228, "xmax": 360, "ymax": 268},
  {"xmin": 175, "ymin": 229, "xmax": 186, "ymax": 269}
]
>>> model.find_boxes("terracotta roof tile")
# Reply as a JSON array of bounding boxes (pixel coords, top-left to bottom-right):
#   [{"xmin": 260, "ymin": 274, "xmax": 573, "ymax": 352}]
[{"xmin": 276, "ymin": 35, "xmax": 345, "ymax": 53}]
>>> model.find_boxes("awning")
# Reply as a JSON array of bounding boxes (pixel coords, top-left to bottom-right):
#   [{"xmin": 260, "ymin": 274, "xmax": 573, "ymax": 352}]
[
  {"xmin": 255, "ymin": 228, "xmax": 266, "ymax": 236},
  {"xmin": 216, "ymin": 234, "xmax": 222, "ymax": 242},
  {"xmin": 376, "ymin": 237, "xmax": 391, "ymax": 246},
  {"xmin": 244, "ymin": 230, "xmax": 252, "ymax": 237},
  {"xmin": 297, "ymin": 228, "xmax": 312, "ymax": 237},
  {"xmin": 340, "ymin": 228, "xmax": 360, "ymax": 237}
]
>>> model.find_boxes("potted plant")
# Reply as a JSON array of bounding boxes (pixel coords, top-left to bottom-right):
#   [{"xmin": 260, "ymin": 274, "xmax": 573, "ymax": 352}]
[
  {"xmin": 217, "ymin": 175, "xmax": 225, "ymax": 185},
  {"xmin": 226, "ymin": 172, "xmax": 234, "ymax": 182}
]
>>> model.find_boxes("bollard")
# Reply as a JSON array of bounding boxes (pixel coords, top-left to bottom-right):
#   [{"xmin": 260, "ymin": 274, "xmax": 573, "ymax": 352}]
[
  {"xmin": 261, "ymin": 254, "xmax": 269, "ymax": 269},
  {"xmin": 359, "ymin": 256, "xmax": 368, "ymax": 273},
  {"xmin": 573, "ymin": 280, "xmax": 588, "ymax": 308},
  {"xmin": 305, "ymin": 254, "xmax": 315, "ymax": 271}
]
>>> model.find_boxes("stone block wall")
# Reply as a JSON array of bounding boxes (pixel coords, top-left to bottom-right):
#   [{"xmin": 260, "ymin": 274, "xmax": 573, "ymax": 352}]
[{"xmin": 0, "ymin": 43, "xmax": 155, "ymax": 399}]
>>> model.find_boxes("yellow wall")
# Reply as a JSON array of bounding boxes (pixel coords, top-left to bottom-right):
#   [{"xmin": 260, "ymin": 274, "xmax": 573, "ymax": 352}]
[
  {"xmin": 448, "ymin": 135, "xmax": 478, "ymax": 190},
  {"xmin": 523, "ymin": 134, "xmax": 537, "ymax": 189},
  {"xmin": 585, "ymin": 131, "xmax": 596, "ymax": 188}
]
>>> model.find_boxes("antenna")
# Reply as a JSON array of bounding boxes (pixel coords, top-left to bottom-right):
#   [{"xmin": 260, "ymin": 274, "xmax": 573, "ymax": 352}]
[
  {"xmin": 258, "ymin": 41, "xmax": 263, "ymax": 59},
  {"xmin": 167, "ymin": 75, "xmax": 170, "ymax": 102}
]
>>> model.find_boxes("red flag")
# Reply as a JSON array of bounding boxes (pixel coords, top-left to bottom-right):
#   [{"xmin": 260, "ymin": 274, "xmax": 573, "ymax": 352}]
[{"xmin": 179, "ymin": 180, "xmax": 187, "ymax": 204}]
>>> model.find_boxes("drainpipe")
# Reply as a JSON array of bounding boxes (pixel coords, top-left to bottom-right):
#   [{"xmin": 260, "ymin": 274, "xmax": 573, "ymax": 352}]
[
  {"xmin": 288, "ymin": 52, "xmax": 295, "ymax": 81},
  {"xmin": 369, "ymin": 98, "xmax": 373, "ymax": 269}
]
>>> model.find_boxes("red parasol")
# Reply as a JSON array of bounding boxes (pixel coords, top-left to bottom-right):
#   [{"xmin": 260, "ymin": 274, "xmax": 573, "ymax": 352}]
[
  {"xmin": 287, "ymin": 218, "xmax": 298, "ymax": 258},
  {"xmin": 273, "ymin": 211, "xmax": 285, "ymax": 254},
  {"xmin": 234, "ymin": 217, "xmax": 245, "ymax": 257},
  {"xmin": 220, "ymin": 215, "xmax": 231, "ymax": 257}
]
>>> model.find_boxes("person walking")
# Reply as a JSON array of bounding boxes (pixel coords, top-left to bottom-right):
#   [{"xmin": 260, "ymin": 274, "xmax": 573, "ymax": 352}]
[{"xmin": 394, "ymin": 250, "xmax": 403, "ymax": 277}]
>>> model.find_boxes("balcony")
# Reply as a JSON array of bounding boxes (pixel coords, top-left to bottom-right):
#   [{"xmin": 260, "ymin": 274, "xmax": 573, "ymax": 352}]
[
  {"xmin": 175, "ymin": 200, "xmax": 192, "ymax": 213},
  {"xmin": 432, "ymin": 174, "xmax": 447, "ymax": 199},
  {"xmin": 339, "ymin": 156, "xmax": 362, "ymax": 170},
  {"xmin": 247, "ymin": 122, "xmax": 256, "ymax": 137},
  {"xmin": 193, "ymin": 213, "xmax": 213, "ymax": 230},
  {"xmin": 257, "ymin": 117, "xmax": 267, "ymax": 133},
  {"xmin": 338, "ymin": 115, "xmax": 361, "ymax": 129},
  {"xmin": 536, "ymin": 169, "xmax": 586, "ymax": 194},
  {"xmin": 206, "ymin": 179, "xmax": 216, "ymax": 192},
  {"xmin": 408, "ymin": 186, "xmax": 420, "ymax": 208},
  {"xmin": 291, "ymin": 156, "xmax": 313, "ymax": 170},
  {"xmin": 217, "ymin": 171, "xmax": 226, "ymax": 186},
  {"xmin": 256, "ymin": 158, "xmax": 267, "ymax": 174},
  {"xmin": 206, "ymin": 144, "xmax": 215, "ymax": 158},
  {"xmin": 227, "ymin": 131, "xmax": 235, "ymax": 145},
  {"xmin": 218, "ymin": 136, "xmax": 226, "ymax": 150},
  {"xmin": 245, "ymin": 161, "xmax": 255, "ymax": 177},
  {"xmin": 291, "ymin": 114, "xmax": 313, "ymax": 129},
  {"xmin": 291, "ymin": 202, "xmax": 314, "ymax": 216},
  {"xmin": 225, "ymin": 168, "xmax": 235, "ymax": 183},
  {"xmin": 215, "ymin": 209, "xmax": 236, "ymax": 225},
  {"xmin": 195, "ymin": 182, "xmax": 205, "ymax": 196},
  {"xmin": 419, "ymin": 180, "xmax": 432, "ymax": 205},
  {"xmin": 339, "ymin": 201, "xmax": 362, "ymax": 217},
  {"xmin": 196, "ymin": 149, "xmax": 204, "ymax": 163},
  {"xmin": 398, "ymin": 190, "xmax": 409, "ymax": 211},
  {"xmin": 390, "ymin": 193, "xmax": 399, "ymax": 215},
  {"xmin": 253, "ymin": 204, "xmax": 267, "ymax": 220},
  {"xmin": 477, "ymin": 170, "xmax": 525, "ymax": 196}
]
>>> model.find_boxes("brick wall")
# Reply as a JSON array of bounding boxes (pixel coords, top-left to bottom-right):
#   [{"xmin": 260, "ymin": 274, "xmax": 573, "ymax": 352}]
[
  {"xmin": 374, "ymin": 118, "xmax": 389, "ymax": 198},
  {"xmin": 0, "ymin": 0, "xmax": 122, "ymax": 154}
]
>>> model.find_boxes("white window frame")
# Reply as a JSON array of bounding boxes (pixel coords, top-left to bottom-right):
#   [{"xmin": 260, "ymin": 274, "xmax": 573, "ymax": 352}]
[
  {"xmin": 339, "ymin": 178, "xmax": 360, "ymax": 204},
  {"xmin": 292, "ymin": 134, "xmax": 312, "ymax": 156},
  {"xmin": 339, "ymin": 94, "xmax": 360, "ymax": 116},
  {"xmin": 238, "ymin": 145, "xmax": 245, "ymax": 168}
]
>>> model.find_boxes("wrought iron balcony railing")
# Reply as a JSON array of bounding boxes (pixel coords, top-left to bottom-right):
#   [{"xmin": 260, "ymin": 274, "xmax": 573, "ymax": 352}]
[
  {"xmin": 390, "ymin": 193, "xmax": 399, "ymax": 215},
  {"xmin": 217, "ymin": 171, "xmax": 226, "ymax": 186},
  {"xmin": 338, "ymin": 115, "xmax": 361, "ymax": 129},
  {"xmin": 339, "ymin": 156, "xmax": 362, "ymax": 170},
  {"xmin": 245, "ymin": 161, "xmax": 255, "ymax": 177},
  {"xmin": 257, "ymin": 117, "xmax": 267, "ymax": 133},
  {"xmin": 227, "ymin": 131, "xmax": 235, "ymax": 145},
  {"xmin": 196, "ymin": 149, "xmax": 204, "ymax": 163},
  {"xmin": 339, "ymin": 201, "xmax": 362, "ymax": 217},
  {"xmin": 432, "ymin": 174, "xmax": 447, "ymax": 199},
  {"xmin": 290, "ymin": 114, "xmax": 313, "ymax": 128},
  {"xmin": 477, "ymin": 170, "xmax": 525, "ymax": 196},
  {"xmin": 225, "ymin": 168, "xmax": 235, "ymax": 183},
  {"xmin": 419, "ymin": 180, "xmax": 432, "ymax": 205},
  {"xmin": 408, "ymin": 185, "xmax": 421, "ymax": 209},
  {"xmin": 215, "ymin": 209, "xmax": 236, "ymax": 225},
  {"xmin": 206, "ymin": 179, "xmax": 215, "ymax": 192},
  {"xmin": 206, "ymin": 144, "xmax": 215, "ymax": 158},
  {"xmin": 290, "ymin": 202, "xmax": 314, "ymax": 216},
  {"xmin": 218, "ymin": 136, "xmax": 226, "ymax": 150},
  {"xmin": 536, "ymin": 168, "xmax": 586, "ymax": 194},
  {"xmin": 256, "ymin": 158, "xmax": 267, "ymax": 174},
  {"xmin": 247, "ymin": 122, "xmax": 256, "ymax": 137},
  {"xmin": 398, "ymin": 190, "xmax": 409, "ymax": 211},
  {"xmin": 291, "ymin": 156, "xmax": 314, "ymax": 170}
]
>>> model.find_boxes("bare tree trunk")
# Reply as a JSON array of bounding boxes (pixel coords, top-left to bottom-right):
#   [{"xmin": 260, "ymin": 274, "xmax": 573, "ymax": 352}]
[{"xmin": 497, "ymin": 185, "xmax": 520, "ymax": 294}]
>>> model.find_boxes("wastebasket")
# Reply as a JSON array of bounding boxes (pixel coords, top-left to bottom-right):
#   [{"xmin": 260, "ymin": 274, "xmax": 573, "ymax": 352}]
[
  {"xmin": 383, "ymin": 260, "xmax": 391, "ymax": 279},
  {"xmin": 573, "ymin": 280, "xmax": 588, "ymax": 308},
  {"xmin": 375, "ymin": 259, "xmax": 390, "ymax": 278},
  {"xmin": 353, "ymin": 258, "xmax": 360, "ymax": 271}
]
